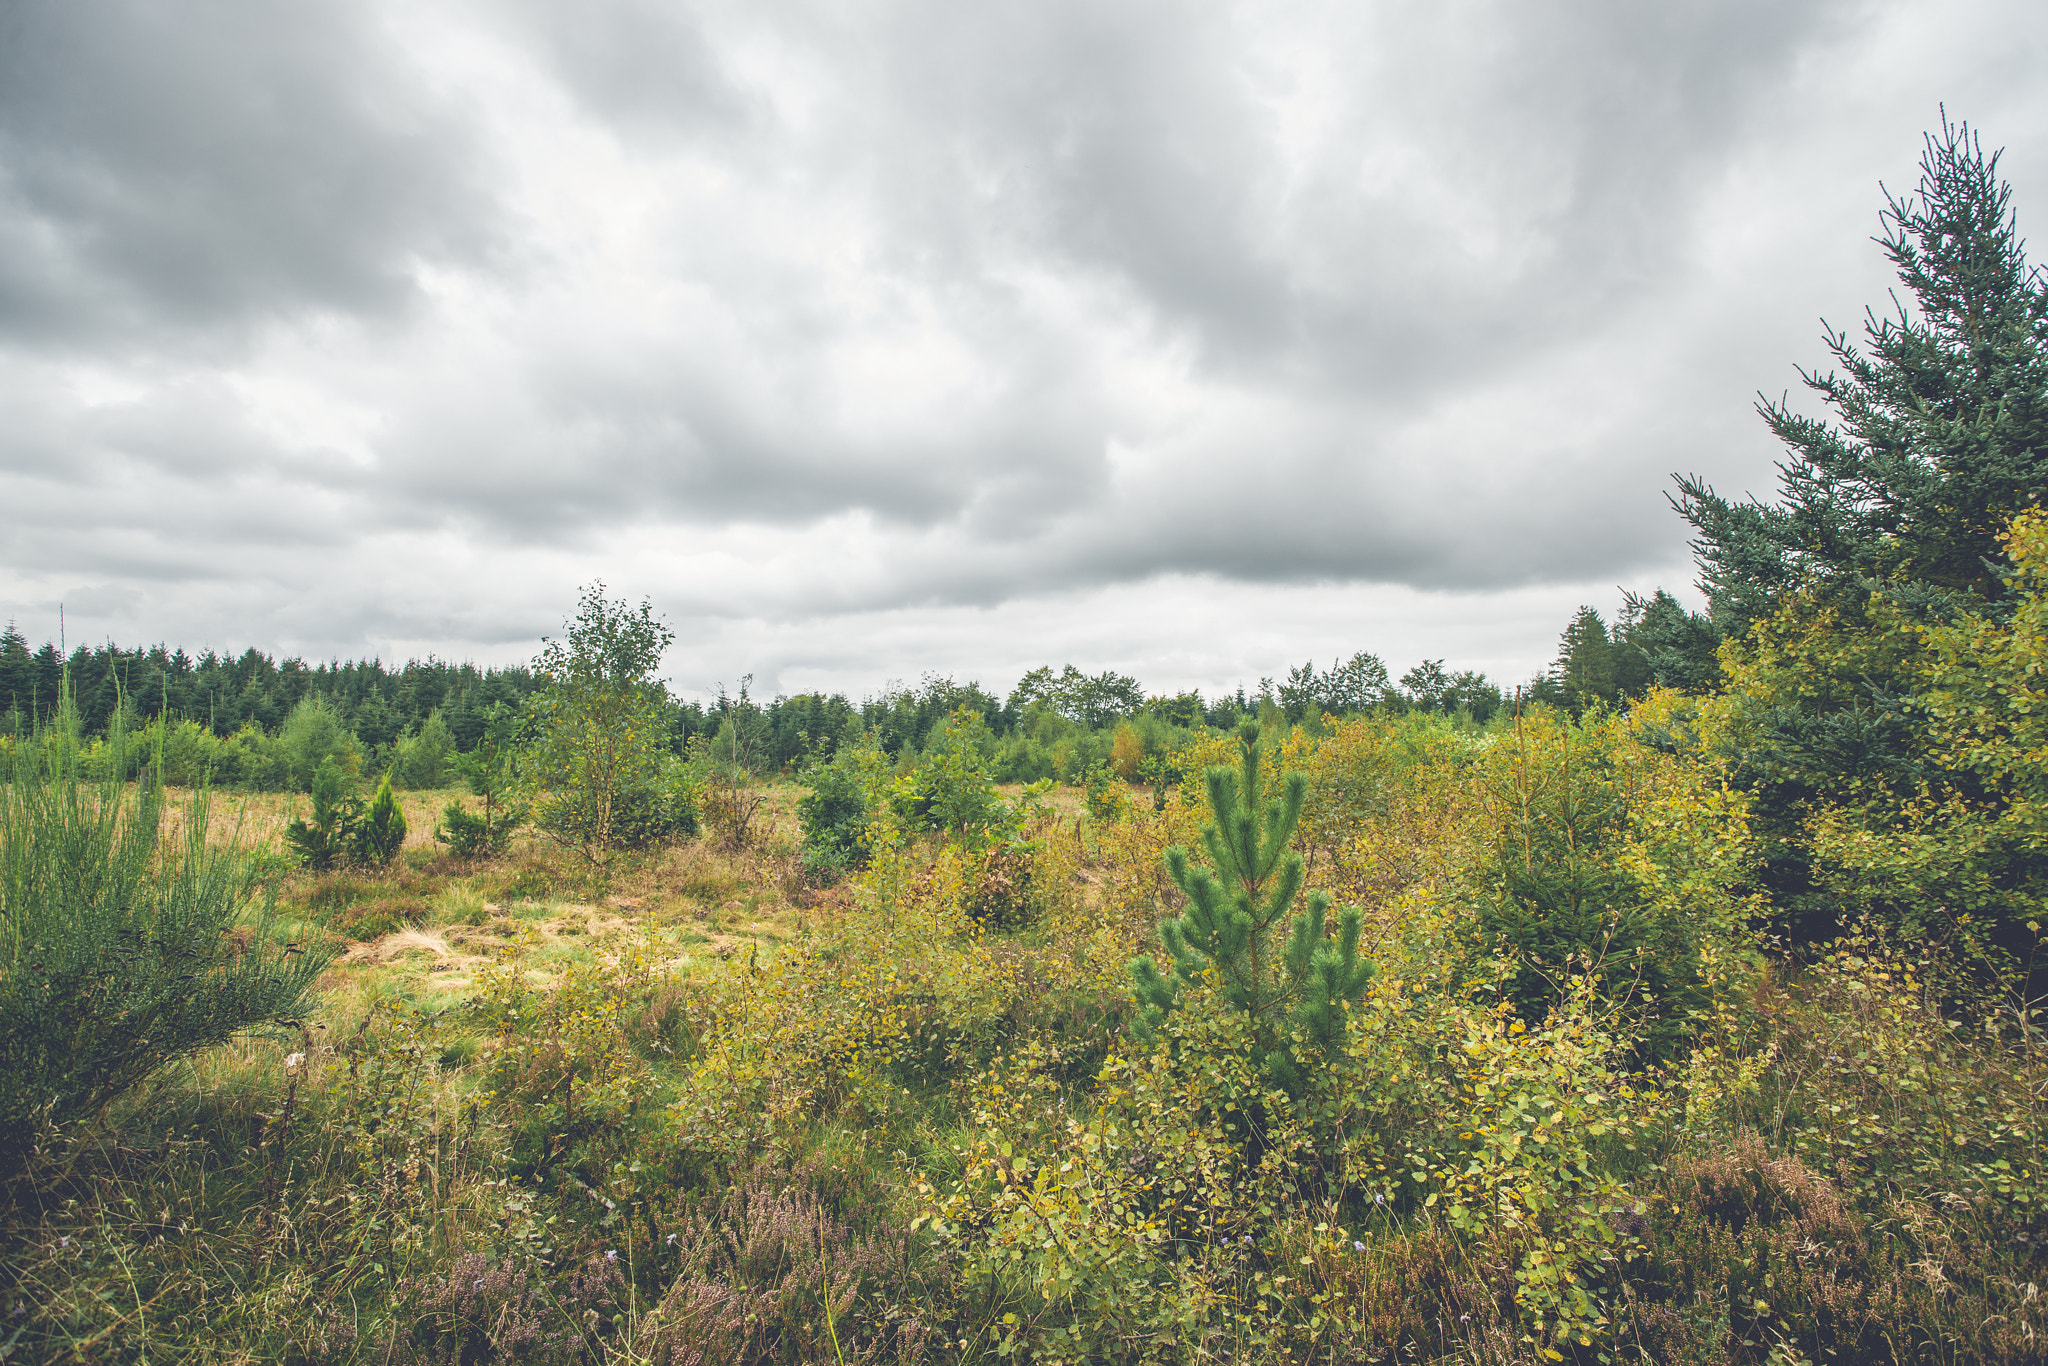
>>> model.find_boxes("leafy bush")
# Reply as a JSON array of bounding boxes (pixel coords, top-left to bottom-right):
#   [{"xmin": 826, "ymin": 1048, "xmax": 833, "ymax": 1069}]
[
  {"xmin": 796, "ymin": 739, "xmax": 885, "ymax": 875},
  {"xmin": 524, "ymin": 585, "xmax": 683, "ymax": 865},
  {"xmin": 0, "ymin": 708, "xmax": 331, "ymax": 1165},
  {"xmin": 889, "ymin": 707, "xmax": 1012, "ymax": 843},
  {"xmin": 1459, "ymin": 701, "xmax": 1752, "ymax": 1057}
]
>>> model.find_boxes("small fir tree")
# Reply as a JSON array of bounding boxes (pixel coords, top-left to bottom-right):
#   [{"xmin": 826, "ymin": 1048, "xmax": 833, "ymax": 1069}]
[
  {"xmin": 283, "ymin": 756, "xmax": 362, "ymax": 870},
  {"xmin": 1128, "ymin": 721, "xmax": 1375, "ymax": 1094},
  {"xmin": 355, "ymin": 772, "xmax": 407, "ymax": 865}
]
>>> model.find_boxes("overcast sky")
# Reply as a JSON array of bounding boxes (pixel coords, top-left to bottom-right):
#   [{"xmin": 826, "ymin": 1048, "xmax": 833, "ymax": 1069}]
[{"xmin": 3, "ymin": 0, "xmax": 2045, "ymax": 702}]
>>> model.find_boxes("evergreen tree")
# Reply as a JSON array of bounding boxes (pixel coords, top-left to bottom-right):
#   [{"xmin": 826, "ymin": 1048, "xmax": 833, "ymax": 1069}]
[
  {"xmin": 1670, "ymin": 116, "xmax": 2048, "ymax": 951},
  {"xmin": 0, "ymin": 621, "xmax": 31, "ymax": 730},
  {"xmin": 355, "ymin": 773, "xmax": 408, "ymax": 865},
  {"xmin": 1618, "ymin": 589, "xmax": 1722, "ymax": 693},
  {"xmin": 1674, "ymin": 116, "xmax": 2048, "ymax": 630},
  {"xmin": 1550, "ymin": 608, "xmax": 1652, "ymax": 713},
  {"xmin": 284, "ymin": 758, "xmax": 363, "ymax": 871},
  {"xmin": 1128, "ymin": 722, "xmax": 1374, "ymax": 1095},
  {"xmin": 436, "ymin": 704, "xmax": 526, "ymax": 858}
]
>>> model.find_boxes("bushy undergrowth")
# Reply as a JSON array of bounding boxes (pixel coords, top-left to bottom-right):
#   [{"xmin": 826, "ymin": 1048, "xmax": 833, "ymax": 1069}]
[{"xmin": 5, "ymin": 701, "xmax": 2044, "ymax": 1364}]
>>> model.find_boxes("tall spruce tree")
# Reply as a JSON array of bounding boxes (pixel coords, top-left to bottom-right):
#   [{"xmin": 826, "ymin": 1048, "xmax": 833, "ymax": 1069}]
[
  {"xmin": 1675, "ymin": 115, "xmax": 2048, "ymax": 629},
  {"xmin": 1128, "ymin": 721, "xmax": 1374, "ymax": 1095},
  {"xmin": 1670, "ymin": 116, "xmax": 2048, "ymax": 950}
]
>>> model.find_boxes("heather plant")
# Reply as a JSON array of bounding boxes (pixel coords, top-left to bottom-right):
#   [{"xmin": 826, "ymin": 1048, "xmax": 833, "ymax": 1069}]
[
  {"xmin": 0, "ymin": 700, "xmax": 331, "ymax": 1168},
  {"xmin": 636, "ymin": 1177, "xmax": 940, "ymax": 1366}
]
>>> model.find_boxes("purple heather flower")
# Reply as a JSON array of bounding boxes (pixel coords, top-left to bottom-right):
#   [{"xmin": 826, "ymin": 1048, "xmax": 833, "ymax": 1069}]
[{"xmin": 605, "ymin": 1249, "xmax": 618, "ymax": 1263}]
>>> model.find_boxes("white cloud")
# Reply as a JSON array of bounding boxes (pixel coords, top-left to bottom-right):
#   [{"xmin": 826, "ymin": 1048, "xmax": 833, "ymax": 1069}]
[{"xmin": 3, "ymin": 0, "xmax": 2045, "ymax": 696}]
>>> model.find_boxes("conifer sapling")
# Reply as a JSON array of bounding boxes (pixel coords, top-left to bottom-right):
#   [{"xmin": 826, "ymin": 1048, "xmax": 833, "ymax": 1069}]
[{"xmin": 1128, "ymin": 721, "xmax": 1375, "ymax": 1093}]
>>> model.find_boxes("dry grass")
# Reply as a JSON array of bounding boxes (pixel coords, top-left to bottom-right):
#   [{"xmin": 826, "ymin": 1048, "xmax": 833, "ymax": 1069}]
[{"xmin": 157, "ymin": 783, "xmax": 463, "ymax": 857}]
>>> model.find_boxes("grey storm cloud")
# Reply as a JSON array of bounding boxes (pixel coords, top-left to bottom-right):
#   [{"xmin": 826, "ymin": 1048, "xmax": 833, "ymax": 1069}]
[
  {"xmin": 0, "ymin": 0, "xmax": 499, "ymax": 348},
  {"xmin": 3, "ymin": 0, "xmax": 2046, "ymax": 691}
]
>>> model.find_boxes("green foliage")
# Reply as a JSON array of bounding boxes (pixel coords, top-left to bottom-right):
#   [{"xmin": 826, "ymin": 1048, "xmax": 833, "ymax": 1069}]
[
  {"xmin": 523, "ymin": 583, "xmax": 687, "ymax": 864},
  {"xmin": 283, "ymin": 756, "xmax": 364, "ymax": 870},
  {"xmin": 1128, "ymin": 720, "xmax": 1375, "ymax": 1094},
  {"xmin": 0, "ymin": 704, "xmax": 331, "ymax": 1164},
  {"xmin": 392, "ymin": 708, "xmax": 455, "ymax": 789},
  {"xmin": 889, "ymin": 707, "xmax": 1013, "ymax": 844},
  {"xmin": 279, "ymin": 694, "xmax": 357, "ymax": 791},
  {"xmin": 796, "ymin": 738, "xmax": 886, "ymax": 875},
  {"xmin": 1081, "ymin": 760, "xmax": 1127, "ymax": 822},
  {"xmin": 358, "ymin": 771, "xmax": 409, "ymax": 864},
  {"xmin": 1010, "ymin": 663, "xmax": 1146, "ymax": 728}
]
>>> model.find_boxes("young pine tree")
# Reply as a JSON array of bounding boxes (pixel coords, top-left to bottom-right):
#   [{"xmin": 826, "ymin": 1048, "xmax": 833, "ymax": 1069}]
[
  {"xmin": 355, "ymin": 772, "xmax": 407, "ymax": 865},
  {"xmin": 284, "ymin": 757, "xmax": 362, "ymax": 871},
  {"xmin": 1128, "ymin": 721, "xmax": 1374, "ymax": 1095}
]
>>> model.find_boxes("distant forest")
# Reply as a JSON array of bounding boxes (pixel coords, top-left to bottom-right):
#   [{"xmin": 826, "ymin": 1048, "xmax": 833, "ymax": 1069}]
[{"xmin": 0, "ymin": 594, "xmax": 1692, "ymax": 786}]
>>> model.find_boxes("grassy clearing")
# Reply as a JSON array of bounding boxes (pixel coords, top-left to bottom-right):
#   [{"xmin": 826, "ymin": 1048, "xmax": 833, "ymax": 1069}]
[{"xmin": 4, "ymin": 720, "xmax": 2045, "ymax": 1365}]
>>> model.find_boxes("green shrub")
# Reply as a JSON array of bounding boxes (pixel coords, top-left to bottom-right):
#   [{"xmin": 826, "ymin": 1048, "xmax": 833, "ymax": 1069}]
[
  {"xmin": 280, "ymin": 695, "xmax": 357, "ymax": 791},
  {"xmin": 1128, "ymin": 720, "xmax": 1374, "ymax": 1095},
  {"xmin": 0, "ymin": 706, "xmax": 331, "ymax": 1165},
  {"xmin": 796, "ymin": 739, "xmax": 885, "ymax": 875},
  {"xmin": 283, "ymin": 757, "xmax": 363, "ymax": 870},
  {"xmin": 890, "ymin": 707, "xmax": 1012, "ymax": 843},
  {"xmin": 434, "ymin": 799, "xmax": 504, "ymax": 858},
  {"xmin": 523, "ymin": 585, "xmax": 680, "ymax": 865},
  {"xmin": 357, "ymin": 772, "xmax": 408, "ymax": 864}
]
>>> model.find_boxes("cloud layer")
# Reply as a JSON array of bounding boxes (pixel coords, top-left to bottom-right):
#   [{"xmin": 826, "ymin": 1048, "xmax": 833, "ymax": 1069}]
[{"xmin": 4, "ymin": 0, "xmax": 2046, "ymax": 697}]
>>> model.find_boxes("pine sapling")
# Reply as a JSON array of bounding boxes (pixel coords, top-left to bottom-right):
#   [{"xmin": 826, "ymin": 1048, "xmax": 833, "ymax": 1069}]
[
  {"xmin": 1128, "ymin": 720, "xmax": 1374, "ymax": 1094},
  {"xmin": 284, "ymin": 757, "xmax": 363, "ymax": 870},
  {"xmin": 355, "ymin": 772, "xmax": 408, "ymax": 865}
]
